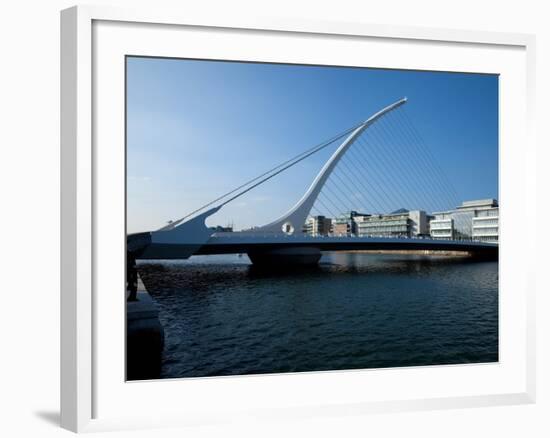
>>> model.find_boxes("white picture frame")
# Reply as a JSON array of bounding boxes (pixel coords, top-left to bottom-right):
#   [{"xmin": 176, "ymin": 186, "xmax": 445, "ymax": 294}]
[{"xmin": 60, "ymin": 4, "xmax": 536, "ymax": 433}]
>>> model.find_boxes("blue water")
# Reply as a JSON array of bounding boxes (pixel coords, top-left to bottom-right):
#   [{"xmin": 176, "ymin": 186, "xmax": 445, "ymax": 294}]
[{"xmin": 137, "ymin": 253, "xmax": 498, "ymax": 378}]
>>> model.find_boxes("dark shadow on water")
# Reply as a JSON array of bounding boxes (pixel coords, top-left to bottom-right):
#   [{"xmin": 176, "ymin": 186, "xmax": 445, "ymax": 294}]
[
  {"xmin": 34, "ymin": 410, "xmax": 59, "ymax": 427},
  {"xmin": 243, "ymin": 258, "xmax": 463, "ymax": 280},
  {"xmin": 138, "ymin": 254, "xmax": 497, "ymax": 293},
  {"xmin": 247, "ymin": 263, "xmax": 323, "ymax": 279}
]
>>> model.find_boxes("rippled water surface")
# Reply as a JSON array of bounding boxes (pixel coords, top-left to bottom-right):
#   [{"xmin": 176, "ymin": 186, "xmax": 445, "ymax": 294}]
[{"xmin": 137, "ymin": 253, "xmax": 498, "ymax": 378}]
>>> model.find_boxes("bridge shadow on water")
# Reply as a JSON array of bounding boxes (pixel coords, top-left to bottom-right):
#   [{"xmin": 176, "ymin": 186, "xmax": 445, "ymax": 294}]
[
  {"xmin": 250, "ymin": 253, "xmax": 480, "ymax": 275},
  {"xmin": 138, "ymin": 253, "xmax": 493, "ymax": 293}
]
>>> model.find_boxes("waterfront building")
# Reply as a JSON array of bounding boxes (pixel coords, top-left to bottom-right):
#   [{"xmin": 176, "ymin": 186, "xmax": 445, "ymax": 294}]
[
  {"xmin": 430, "ymin": 213, "xmax": 454, "ymax": 239},
  {"xmin": 355, "ymin": 209, "xmax": 428, "ymax": 238},
  {"xmin": 303, "ymin": 215, "xmax": 332, "ymax": 236},
  {"xmin": 409, "ymin": 210, "xmax": 430, "ymax": 236},
  {"xmin": 211, "ymin": 225, "xmax": 233, "ymax": 233},
  {"xmin": 331, "ymin": 211, "xmax": 369, "ymax": 236},
  {"xmin": 430, "ymin": 199, "xmax": 498, "ymax": 241},
  {"xmin": 472, "ymin": 206, "xmax": 499, "ymax": 242}
]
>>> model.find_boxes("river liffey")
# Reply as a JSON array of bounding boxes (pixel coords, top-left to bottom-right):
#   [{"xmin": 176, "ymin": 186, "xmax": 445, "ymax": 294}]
[{"xmin": 137, "ymin": 252, "xmax": 498, "ymax": 379}]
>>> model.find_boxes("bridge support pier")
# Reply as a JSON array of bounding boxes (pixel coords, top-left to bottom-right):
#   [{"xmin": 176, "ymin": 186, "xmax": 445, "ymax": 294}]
[
  {"xmin": 247, "ymin": 247, "xmax": 322, "ymax": 266},
  {"xmin": 469, "ymin": 247, "xmax": 499, "ymax": 261}
]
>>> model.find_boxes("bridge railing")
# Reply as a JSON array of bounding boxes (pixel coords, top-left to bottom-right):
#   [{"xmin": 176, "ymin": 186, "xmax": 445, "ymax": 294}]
[{"xmin": 211, "ymin": 231, "xmax": 493, "ymax": 244}]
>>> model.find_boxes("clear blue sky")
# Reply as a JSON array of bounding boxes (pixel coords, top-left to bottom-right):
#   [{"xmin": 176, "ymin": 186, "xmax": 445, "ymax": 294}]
[{"xmin": 127, "ymin": 56, "xmax": 498, "ymax": 233}]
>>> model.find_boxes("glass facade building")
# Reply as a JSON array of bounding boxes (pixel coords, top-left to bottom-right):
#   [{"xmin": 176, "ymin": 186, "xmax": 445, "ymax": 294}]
[{"xmin": 430, "ymin": 199, "xmax": 499, "ymax": 242}]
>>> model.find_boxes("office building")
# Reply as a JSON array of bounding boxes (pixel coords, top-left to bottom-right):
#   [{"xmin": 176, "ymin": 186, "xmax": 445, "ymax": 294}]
[
  {"xmin": 355, "ymin": 209, "xmax": 428, "ymax": 238},
  {"xmin": 472, "ymin": 206, "xmax": 499, "ymax": 242},
  {"xmin": 303, "ymin": 215, "xmax": 332, "ymax": 236},
  {"xmin": 430, "ymin": 199, "xmax": 498, "ymax": 241},
  {"xmin": 331, "ymin": 211, "xmax": 368, "ymax": 236},
  {"xmin": 430, "ymin": 213, "xmax": 454, "ymax": 239}
]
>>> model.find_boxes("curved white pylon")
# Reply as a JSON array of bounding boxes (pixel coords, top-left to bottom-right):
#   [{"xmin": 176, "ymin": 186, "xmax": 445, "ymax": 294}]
[
  {"xmin": 151, "ymin": 97, "xmax": 408, "ymax": 249},
  {"xmin": 251, "ymin": 97, "xmax": 408, "ymax": 234}
]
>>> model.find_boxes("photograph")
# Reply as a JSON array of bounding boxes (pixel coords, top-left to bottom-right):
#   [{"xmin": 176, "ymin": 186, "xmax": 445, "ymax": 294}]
[{"xmin": 125, "ymin": 56, "xmax": 499, "ymax": 381}]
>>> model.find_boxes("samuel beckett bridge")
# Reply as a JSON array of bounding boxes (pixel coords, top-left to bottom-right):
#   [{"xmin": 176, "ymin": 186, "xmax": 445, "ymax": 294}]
[{"xmin": 128, "ymin": 97, "xmax": 498, "ymax": 266}]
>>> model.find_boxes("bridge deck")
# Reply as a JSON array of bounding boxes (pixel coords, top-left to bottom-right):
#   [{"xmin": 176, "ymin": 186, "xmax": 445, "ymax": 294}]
[
  {"xmin": 131, "ymin": 231, "xmax": 498, "ymax": 260},
  {"xmin": 196, "ymin": 233, "xmax": 497, "ymax": 256}
]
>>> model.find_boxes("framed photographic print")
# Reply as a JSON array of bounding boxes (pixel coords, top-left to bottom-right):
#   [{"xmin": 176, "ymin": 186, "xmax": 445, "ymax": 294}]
[{"xmin": 61, "ymin": 5, "xmax": 536, "ymax": 432}]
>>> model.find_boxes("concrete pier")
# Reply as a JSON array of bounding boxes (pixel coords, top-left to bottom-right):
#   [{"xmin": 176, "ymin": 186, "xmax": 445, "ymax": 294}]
[{"xmin": 126, "ymin": 276, "xmax": 164, "ymax": 380}]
